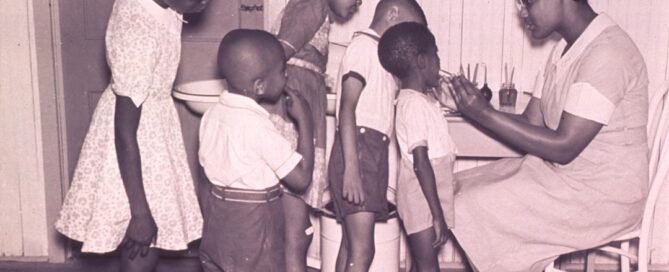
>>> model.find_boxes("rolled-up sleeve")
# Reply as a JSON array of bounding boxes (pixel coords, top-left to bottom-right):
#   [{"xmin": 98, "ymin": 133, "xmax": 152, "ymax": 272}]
[{"xmin": 252, "ymin": 122, "xmax": 303, "ymax": 179}]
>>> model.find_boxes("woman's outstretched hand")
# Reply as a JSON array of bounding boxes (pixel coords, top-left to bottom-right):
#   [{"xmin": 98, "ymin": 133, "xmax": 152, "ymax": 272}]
[{"xmin": 447, "ymin": 75, "xmax": 493, "ymax": 120}]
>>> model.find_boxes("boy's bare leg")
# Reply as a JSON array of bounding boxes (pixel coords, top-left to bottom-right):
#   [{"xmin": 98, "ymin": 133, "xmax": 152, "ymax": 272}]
[
  {"xmin": 341, "ymin": 212, "xmax": 376, "ymax": 272},
  {"xmin": 407, "ymin": 228, "xmax": 443, "ymax": 272},
  {"xmin": 121, "ymin": 247, "xmax": 159, "ymax": 272},
  {"xmin": 283, "ymin": 193, "xmax": 313, "ymax": 272}
]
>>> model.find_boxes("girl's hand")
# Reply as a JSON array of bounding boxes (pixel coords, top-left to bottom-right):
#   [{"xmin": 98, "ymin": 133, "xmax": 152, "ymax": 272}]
[
  {"xmin": 123, "ymin": 213, "xmax": 158, "ymax": 259},
  {"xmin": 432, "ymin": 217, "xmax": 448, "ymax": 248},
  {"xmin": 342, "ymin": 168, "xmax": 366, "ymax": 205},
  {"xmin": 284, "ymin": 87, "xmax": 313, "ymax": 125},
  {"xmin": 448, "ymin": 76, "xmax": 493, "ymax": 119}
]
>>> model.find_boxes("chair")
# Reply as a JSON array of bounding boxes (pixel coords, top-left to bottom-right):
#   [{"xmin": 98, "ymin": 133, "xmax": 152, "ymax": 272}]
[{"xmin": 546, "ymin": 82, "xmax": 669, "ymax": 272}]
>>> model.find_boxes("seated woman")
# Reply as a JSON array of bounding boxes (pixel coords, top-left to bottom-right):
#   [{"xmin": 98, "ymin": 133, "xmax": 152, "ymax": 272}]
[{"xmin": 447, "ymin": 0, "xmax": 649, "ymax": 271}]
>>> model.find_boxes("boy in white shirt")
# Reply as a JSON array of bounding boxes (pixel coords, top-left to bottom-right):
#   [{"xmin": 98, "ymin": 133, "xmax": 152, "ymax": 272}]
[
  {"xmin": 379, "ymin": 22, "xmax": 457, "ymax": 271},
  {"xmin": 198, "ymin": 29, "xmax": 314, "ymax": 272}
]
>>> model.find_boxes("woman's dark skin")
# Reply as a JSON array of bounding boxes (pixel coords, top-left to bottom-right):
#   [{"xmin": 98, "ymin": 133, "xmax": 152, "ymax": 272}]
[{"xmin": 448, "ymin": 0, "xmax": 601, "ymax": 165}]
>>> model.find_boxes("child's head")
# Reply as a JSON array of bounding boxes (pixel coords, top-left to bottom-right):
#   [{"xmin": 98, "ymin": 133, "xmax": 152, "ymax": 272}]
[
  {"xmin": 217, "ymin": 29, "xmax": 287, "ymax": 102},
  {"xmin": 371, "ymin": 0, "xmax": 427, "ymax": 35},
  {"xmin": 328, "ymin": 0, "xmax": 362, "ymax": 21},
  {"xmin": 159, "ymin": 0, "xmax": 211, "ymax": 13},
  {"xmin": 378, "ymin": 22, "xmax": 440, "ymax": 88}
]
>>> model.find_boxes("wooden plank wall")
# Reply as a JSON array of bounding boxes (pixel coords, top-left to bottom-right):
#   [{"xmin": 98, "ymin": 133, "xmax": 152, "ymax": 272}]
[{"xmin": 0, "ymin": 0, "xmax": 49, "ymax": 258}]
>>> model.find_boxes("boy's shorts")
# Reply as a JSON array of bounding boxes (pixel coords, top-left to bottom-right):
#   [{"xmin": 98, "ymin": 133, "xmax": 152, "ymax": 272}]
[
  {"xmin": 199, "ymin": 184, "xmax": 286, "ymax": 272},
  {"xmin": 397, "ymin": 154, "xmax": 456, "ymax": 235},
  {"xmin": 328, "ymin": 126, "xmax": 390, "ymax": 222}
]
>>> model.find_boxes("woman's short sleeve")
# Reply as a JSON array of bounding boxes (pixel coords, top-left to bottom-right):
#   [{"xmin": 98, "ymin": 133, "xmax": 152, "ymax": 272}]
[
  {"xmin": 565, "ymin": 46, "xmax": 626, "ymax": 124},
  {"xmin": 106, "ymin": 14, "xmax": 158, "ymax": 107}
]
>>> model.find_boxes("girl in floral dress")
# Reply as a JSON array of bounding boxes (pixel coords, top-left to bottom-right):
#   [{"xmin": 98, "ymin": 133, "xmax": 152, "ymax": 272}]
[{"xmin": 56, "ymin": 0, "xmax": 209, "ymax": 270}]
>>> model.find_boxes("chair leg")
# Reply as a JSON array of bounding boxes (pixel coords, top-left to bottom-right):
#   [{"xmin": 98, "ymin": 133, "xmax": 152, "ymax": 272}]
[
  {"xmin": 585, "ymin": 250, "xmax": 596, "ymax": 272},
  {"xmin": 620, "ymin": 241, "xmax": 630, "ymax": 272}
]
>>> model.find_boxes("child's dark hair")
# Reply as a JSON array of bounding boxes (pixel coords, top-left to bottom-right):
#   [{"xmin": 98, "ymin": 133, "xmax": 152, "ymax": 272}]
[{"xmin": 378, "ymin": 22, "xmax": 436, "ymax": 79}]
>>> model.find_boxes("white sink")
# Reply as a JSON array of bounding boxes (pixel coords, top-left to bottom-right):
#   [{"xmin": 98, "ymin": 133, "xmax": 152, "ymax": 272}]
[
  {"xmin": 173, "ymin": 79, "xmax": 228, "ymax": 115},
  {"xmin": 173, "ymin": 79, "xmax": 337, "ymax": 116}
]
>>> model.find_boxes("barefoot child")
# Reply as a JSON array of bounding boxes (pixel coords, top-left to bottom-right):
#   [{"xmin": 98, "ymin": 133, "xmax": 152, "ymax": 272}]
[
  {"xmin": 198, "ymin": 29, "xmax": 315, "ymax": 272},
  {"xmin": 379, "ymin": 22, "xmax": 457, "ymax": 272},
  {"xmin": 328, "ymin": 0, "xmax": 427, "ymax": 270}
]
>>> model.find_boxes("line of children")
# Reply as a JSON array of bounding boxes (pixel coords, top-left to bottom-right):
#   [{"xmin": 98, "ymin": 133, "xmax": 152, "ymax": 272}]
[
  {"xmin": 57, "ymin": 0, "xmax": 460, "ymax": 271},
  {"xmin": 197, "ymin": 2, "xmax": 460, "ymax": 271}
]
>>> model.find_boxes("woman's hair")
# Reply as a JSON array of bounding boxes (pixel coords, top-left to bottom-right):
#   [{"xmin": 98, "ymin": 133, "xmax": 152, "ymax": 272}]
[{"xmin": 378, "ymin": 22, "xmax": 436, "ymax": 79}]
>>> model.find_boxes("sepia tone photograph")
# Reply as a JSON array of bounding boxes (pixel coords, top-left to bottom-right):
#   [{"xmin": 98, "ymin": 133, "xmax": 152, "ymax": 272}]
[{"xmin": 1, "ymin": 0, "xmax": 669, "ymax": 271}]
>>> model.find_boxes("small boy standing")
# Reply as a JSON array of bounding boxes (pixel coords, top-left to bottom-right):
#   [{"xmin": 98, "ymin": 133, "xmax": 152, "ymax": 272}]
[
  {"xmin": 379, "ymin": 22, "xmax": 457, "ymax": 271},
  {"xmin": 198, "ymin": 29, "xmax": 314, "ymax": 272},
  {"xmin": 328, "ymin": 0, "xmax": 427, "ymax": 270}
]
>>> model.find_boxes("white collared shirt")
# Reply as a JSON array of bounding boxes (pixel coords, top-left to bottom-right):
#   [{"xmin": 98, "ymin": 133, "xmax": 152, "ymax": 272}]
[
  {"xmin": 395, "ymin": 89, "xmax": 457, "ymax": 161},
  {"xmin": 198, "ymin": 92, "xmax": 303, "ymax": 189},
  {"xmin": 334, "ymin": 28, "xmax": 398, "ymax": 136}
]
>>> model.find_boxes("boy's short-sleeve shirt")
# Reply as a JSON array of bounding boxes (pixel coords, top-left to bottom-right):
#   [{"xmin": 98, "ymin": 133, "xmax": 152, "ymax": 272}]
[
  {"xmin": 198, "ymin": 92, "xmax": 303, "ymax": 189},
  {"xmin": 395, "ymin": 89, "xmax": 457, "ymax": 161},
  {"xmin": 334, "ymin": 28, "xmax": 398, "ymax": 136}
]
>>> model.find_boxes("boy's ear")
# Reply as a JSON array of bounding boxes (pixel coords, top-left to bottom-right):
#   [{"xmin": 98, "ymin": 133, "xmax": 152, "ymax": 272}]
[
  {"xmin": 253, "ymin": 78, "xmax": 266, "ymax": 96},
  {"xmin": 386, "ymin": 6, "xmax": 399, "ymax": 22},
  {"xmin": 416, "ymin": 52, "xmax": 427, "ymax": 70}
]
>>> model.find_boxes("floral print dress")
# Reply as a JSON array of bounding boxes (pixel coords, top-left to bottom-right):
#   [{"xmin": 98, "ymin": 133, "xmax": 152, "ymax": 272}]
[{"xmin": 55, "ymin": 0, "xmax": 202, "ymax": 253}]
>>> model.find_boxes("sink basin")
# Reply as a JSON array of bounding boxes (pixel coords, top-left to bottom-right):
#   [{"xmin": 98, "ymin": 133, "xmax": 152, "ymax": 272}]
[
  {"xmin": 173, "ymin": 79, "xmax": 337, "ymax": 116},
  {"xmin": 173, "ymin": 79, "xmax": 228, "ymax": 115}
]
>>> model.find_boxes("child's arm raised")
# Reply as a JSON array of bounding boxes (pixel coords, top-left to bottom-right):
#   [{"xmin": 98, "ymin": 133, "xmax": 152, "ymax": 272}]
[
  {"xmin": 275, "ymin": 0, "xmax": 326, "ymax": 59},
  {"xmin": 114, "ymin": 95, "xmax": 157, "ymax": 259},
  {"xmin": 282, "ymin": 87, "xmax": 315, "ymax": 193},
  {"xmin": 412, "ymin": 147, "xmax": 448, "ymax": 248},
  {"xmin": 338, "ymin": 77, "xmax": 365, "ymax": 205}
]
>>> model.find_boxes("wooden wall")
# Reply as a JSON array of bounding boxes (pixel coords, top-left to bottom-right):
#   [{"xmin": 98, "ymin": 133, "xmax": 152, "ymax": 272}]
[{"xmin": 0, "ymin": 0, "xmax": 50, "ymax": 259}]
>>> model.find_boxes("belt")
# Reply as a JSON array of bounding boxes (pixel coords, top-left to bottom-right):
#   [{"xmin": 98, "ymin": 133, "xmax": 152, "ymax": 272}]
[
  {"xmin": 287, "ymin": 58, "xmax": 325, "ymax": 75},
  {"xmin": 210, "ymin": 184, "xmax": 283, "ymax": 203}
]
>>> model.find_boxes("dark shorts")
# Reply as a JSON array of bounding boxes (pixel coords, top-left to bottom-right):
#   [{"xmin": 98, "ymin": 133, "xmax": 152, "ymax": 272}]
[
  {"xmin": 199, "ymin": 184, "xmax": 285, "ymax": 272},
  {"xmin": 327, "ymin": 126, "xmax": 390, "ymax": 221}
]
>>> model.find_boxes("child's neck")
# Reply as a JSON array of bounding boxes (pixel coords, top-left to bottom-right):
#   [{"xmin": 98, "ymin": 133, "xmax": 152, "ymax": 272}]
[
  {"xmin": 400, "ymin": 76, "xmax": 429, "ymax": 95},
  {"xmin": 229, "ymin": 88, "xmax": 259, "ymax": 101}
]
